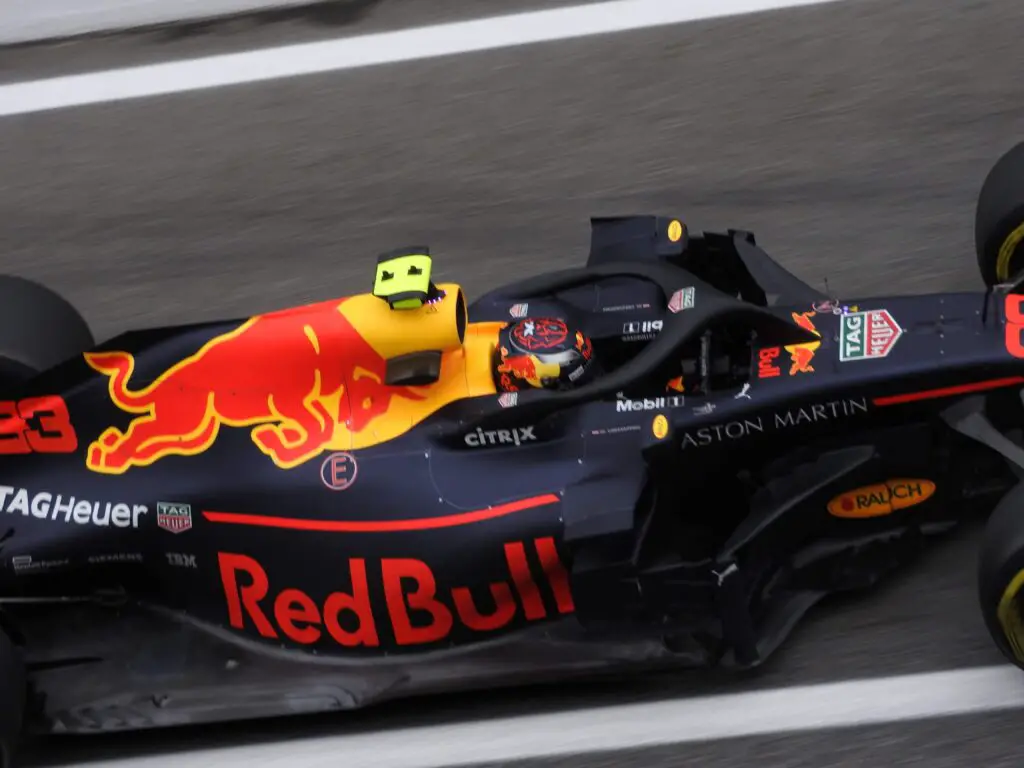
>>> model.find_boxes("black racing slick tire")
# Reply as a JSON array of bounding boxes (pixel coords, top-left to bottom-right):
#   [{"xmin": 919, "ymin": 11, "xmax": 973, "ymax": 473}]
[
  {"xmin": 976, "ymin": 141, "xmax": 1024, "ymax": 286},
  {"xmin": 0, "ymin": 630, "xmax": 25, "ymax": 768},
  {"xmin": 978, "ymin": 482, "xmax": 1024, "ymax": 669},
  {"xmin": 0, "ymin": 275, "xmax": 93, "ymax": 393}
]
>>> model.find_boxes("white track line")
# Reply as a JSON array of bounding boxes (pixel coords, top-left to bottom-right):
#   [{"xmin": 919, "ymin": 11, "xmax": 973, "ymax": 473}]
[
  {"xmin": 0, "ymin": 0, "xmax": 853, "ymax": 118},
  {"xmin": 76, "ymin": 666, "xmax": 1024, "ymax": 768},
  {"xmin": 0, "ymin": 0, "xmax": 317, "ymax": 46}
]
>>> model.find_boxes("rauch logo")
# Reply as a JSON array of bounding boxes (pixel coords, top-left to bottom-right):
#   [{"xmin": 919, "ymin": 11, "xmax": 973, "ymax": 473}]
[{"xmin": 827, "ymin": 479, "xmax": 936, "ymax": 519}]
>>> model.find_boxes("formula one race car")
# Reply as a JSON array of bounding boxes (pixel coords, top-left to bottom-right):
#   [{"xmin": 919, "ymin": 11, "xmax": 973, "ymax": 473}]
[{"xmin": 5, "ymin": 144, "xmax": 1024, "ymax": 765}]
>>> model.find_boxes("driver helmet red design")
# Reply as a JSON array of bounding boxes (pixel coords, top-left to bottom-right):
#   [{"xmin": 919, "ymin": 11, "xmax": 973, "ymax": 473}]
[
  {"xmin": 510, "ymin": 317, "xmax": 568, "ymax": 351},
  {"xmin": 493, "ymin": 317, "xmax": 596, "ymax": 392}
]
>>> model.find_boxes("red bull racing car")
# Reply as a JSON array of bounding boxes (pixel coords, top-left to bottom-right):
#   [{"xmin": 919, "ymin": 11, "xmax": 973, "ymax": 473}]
[{"xmin": 6, "ymin": 143, "xmax": 1024, "ymax": 763}]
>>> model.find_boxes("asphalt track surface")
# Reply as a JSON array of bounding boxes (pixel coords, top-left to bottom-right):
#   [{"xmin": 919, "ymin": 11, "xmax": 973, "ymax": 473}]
[{"xmin": 2, "ymin": 0, "xmax": 1024, "ymax": 765}]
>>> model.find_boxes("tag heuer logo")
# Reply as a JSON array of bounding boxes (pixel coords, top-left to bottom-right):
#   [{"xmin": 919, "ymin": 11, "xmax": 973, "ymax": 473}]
[
  {"xmin": 668, "ymin": 287, "xmax": 695, "ymax": 313},
  {"xmin": 156, "ymin": 503, "xmax": 192, "ymax": 534},
  {"xmin": 839, "ymin": 309, "xmax": 903, "ymax": 361}
]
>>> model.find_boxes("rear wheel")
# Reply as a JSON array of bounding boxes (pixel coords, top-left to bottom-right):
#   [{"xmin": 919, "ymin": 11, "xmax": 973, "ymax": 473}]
[
  {"xmin": 978, "ymin": 483, "xmax": 1024, "ymax": 668},
  {"xmin": 976, "ymin": 141, "xmax": 1024, "ymax": 286},
  {"xmin": 0, "ymin": 276, "xmax": 93, "ymax": 395},
  {"xmin": 0, "ymin": 630, "xmax": 25, "ymax": 768}
]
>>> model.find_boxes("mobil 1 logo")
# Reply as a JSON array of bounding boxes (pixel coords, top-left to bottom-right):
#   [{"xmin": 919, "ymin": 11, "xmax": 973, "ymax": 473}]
[
  {"xmin": 839, "ymin": 308, "xmax": 903, "ymax": 362},
  {"xmin": 616, "ymin": 395, "xmax": 685, "ymax": 413}
]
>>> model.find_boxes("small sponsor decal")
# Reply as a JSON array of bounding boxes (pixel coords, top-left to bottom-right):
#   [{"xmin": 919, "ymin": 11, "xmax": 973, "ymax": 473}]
[
  {"xmin": 498, "ymin": 392, "xmax": 518, "ymax": 408},
  {"xmin": 616, "ymin": 395, "xmax": 685, "ymax": 413},
  {"xmin": 590, "ymin": 425, "xmax": 641, "ymax": 437},
  {"xmin": 652, "ymin": 414, "xmax": 669, "ymax": 440},
  {"xmin": 509, "ymin": 303, "xmax": 529, "ymax": 318},
  {"xmin": 10, "ymin": 555, "xmax": 69, "ymax": 574},
  {"xmin": 712, "ymin": 562, "xmax": 738, "ymax": 585},
  {"xmin": 321, "ymin": 452, "xmax": 357, "ymax": 491},
  {"xmin": 88, "ymin": 553, "xmax": 143, "ymax": 565},
  {"xmin": 667, "ymin": 219, "xmax": 685, "ymax": 243},
  {"xmin": 668, "ymin": 287, "xmax": 695, "ymax": 313},
  {"xmin": 757, "ymin": 347, "xmax": 782, "ymax": 378},
  {"xmin": 464, "ymin": 426, "xmax": 536, "ymax": 447},
  {"xmin": 692, "ymin": 402, "xmax": 716, "ymax": 416},
  {"xmin": 622, "ymin": 319, "xmax": 663, "ymax": 341},
  {"xmin": 827, "ymin": 479, "xmax": 935, "ymax": 518},
  {"xmin": 166, "ymin": 552, "xmax": 198, "ymax": 568},
  {"xmin": 0, "ymin": 486, "xmax": 148, "ymax": 529},
  {"xmin": 839, "ymin": 308, "xmax": 902, "ymax": 361},
  {"xmin": 156, "ymin": 502, "xmax": 192, "ymax": 534},
  {"xmin": 0, "ymin": 396, "xmax": 78, "ymax": 455},
  {"xmin": 734, "ymin": 383, "xmax": 752, "ymax": 400},
  {"xmin": 602, "ymin": 303, "xmax": 651, "ymax": 313}
]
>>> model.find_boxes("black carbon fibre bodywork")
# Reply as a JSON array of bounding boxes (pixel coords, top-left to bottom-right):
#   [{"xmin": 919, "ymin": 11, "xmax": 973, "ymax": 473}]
[{"xmin": 2, "ymin": 216, "xmax": 1023, "ymax": 738}]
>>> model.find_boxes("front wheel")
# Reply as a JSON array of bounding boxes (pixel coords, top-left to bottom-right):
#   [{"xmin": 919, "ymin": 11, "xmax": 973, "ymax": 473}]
[
  {"xmin": 978, "ymin": 482, "xmax": 1024, "ymax": 668},
  {"xmin": 976, "ymin": 141, "xmax": 1024, "ymax": 286}
]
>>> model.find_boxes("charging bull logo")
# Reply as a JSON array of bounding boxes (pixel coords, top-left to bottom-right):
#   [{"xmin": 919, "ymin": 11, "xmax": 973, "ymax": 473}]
[
  {"xmin": 755, "ymin": 310, "xmax": 825, "ymax": 379},
  {"xmin": 784, "ymin": 311, "xmax": 822, "ymax": 375},
  {"xmin": 85, "ymin": 299, "xmax": 428, "ymax": 474}
]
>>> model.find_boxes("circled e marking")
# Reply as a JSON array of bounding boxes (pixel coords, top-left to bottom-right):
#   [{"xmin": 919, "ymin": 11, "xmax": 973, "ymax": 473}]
[{"xmin": 321, "ymin": 452, "xmax": 357, "ymax": 491}]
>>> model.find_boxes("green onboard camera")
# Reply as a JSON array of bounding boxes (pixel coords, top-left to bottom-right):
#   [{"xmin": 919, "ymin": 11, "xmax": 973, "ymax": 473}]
[{"xmin": 373, "ymin": 247, "xmax": 441, "ymax": 310}]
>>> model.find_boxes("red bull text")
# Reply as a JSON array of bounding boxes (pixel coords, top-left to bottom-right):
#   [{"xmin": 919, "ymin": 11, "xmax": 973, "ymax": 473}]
[{"xmin": 219, "ymin": 536, "xmax": 574, "ymax": 649}]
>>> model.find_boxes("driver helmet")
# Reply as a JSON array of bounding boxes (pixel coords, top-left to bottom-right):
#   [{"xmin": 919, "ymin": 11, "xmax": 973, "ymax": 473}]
[{"xmin": 492, "ymin": 317, "xmax": 595, "ymax": 392}]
